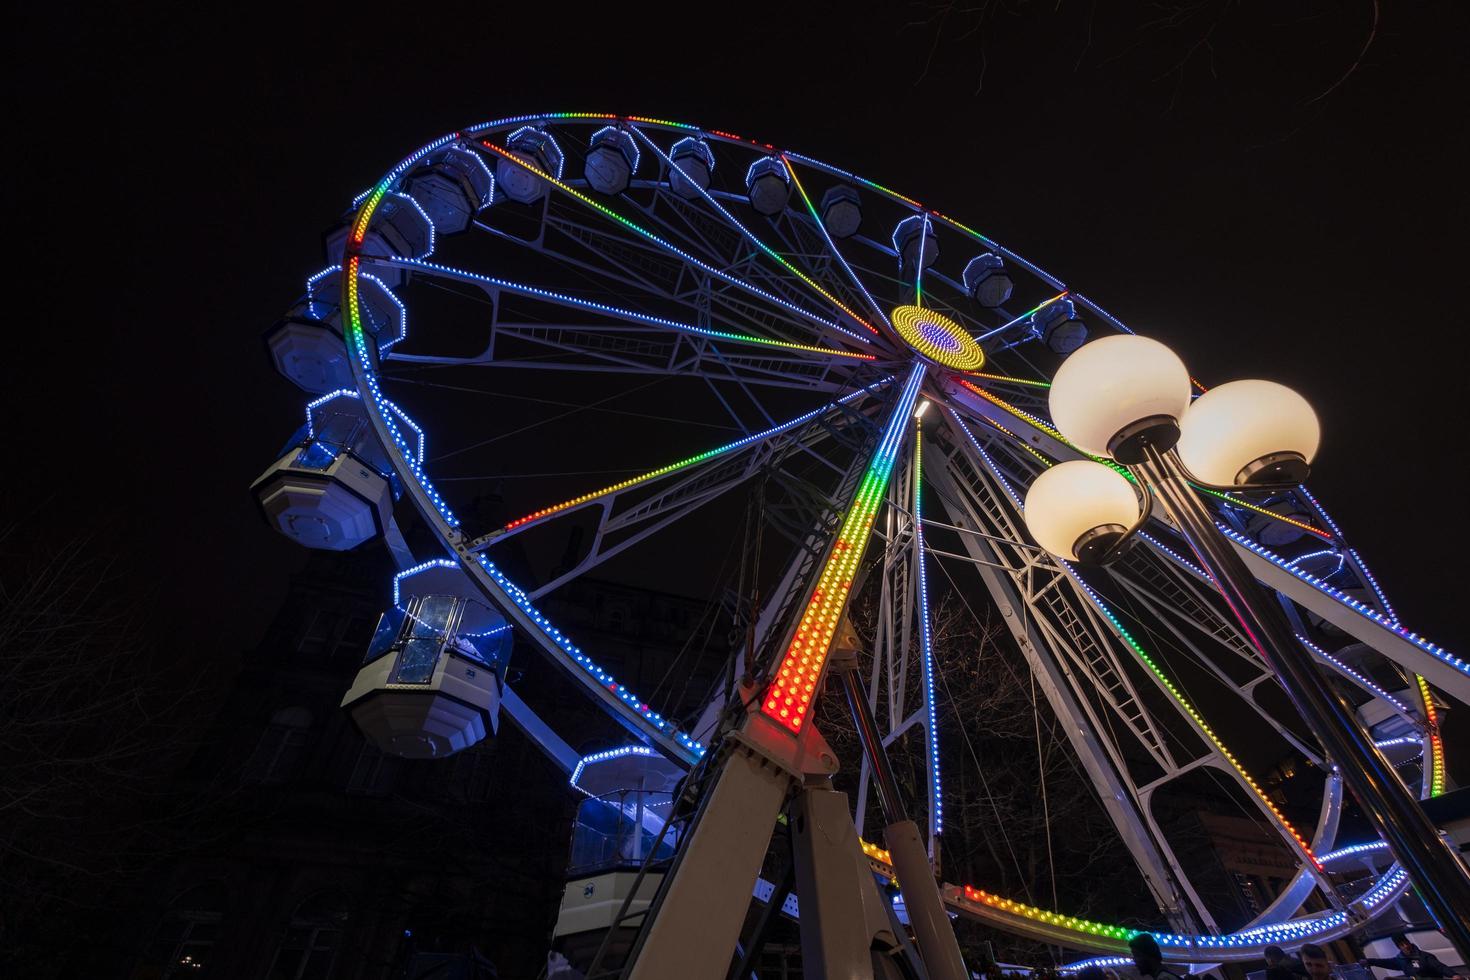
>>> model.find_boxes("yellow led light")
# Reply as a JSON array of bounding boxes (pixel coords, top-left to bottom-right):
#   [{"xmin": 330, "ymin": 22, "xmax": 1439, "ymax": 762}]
[{"xmin": 891, "ymin": 305, "xmax": 985, "ymax": 372}]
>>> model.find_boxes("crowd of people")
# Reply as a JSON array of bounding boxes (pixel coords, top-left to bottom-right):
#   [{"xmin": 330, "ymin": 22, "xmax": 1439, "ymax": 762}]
[{"xmin": 1085, "ymin": 931, "xmax": 1468, "ymax": 980}]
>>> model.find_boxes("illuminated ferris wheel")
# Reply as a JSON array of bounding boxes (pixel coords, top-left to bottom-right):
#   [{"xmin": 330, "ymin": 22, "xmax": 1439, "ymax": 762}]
[{"xmin": 250, "ymin": 113, "xmax": 1468, "ymax": 975}]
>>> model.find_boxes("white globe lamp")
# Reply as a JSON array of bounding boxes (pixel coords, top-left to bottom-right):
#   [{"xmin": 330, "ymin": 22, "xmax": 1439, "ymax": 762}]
[
  {"xmin": 1024, "ymin": 460, "xmax": 1142, "ymax": 563},
  {"xmin": 1048, "ymin": 335, "xmax": 1192, "ymax": 462},
  {"xmin": 1177, "ymin": 379, "xmax": 1320, "ymax": 486}
]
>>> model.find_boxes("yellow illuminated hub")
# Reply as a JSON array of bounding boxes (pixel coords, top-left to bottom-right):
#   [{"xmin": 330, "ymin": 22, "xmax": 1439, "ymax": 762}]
[{"xmin": 891, "ymin": 305, "xmax": 985, "ymax": 372}]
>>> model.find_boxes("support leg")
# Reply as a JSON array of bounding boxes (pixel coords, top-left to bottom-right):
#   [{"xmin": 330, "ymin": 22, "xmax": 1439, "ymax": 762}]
[
  {"xmin": 790, "ymin": 784, "xmax": 906, "ymax": 980},
  {"xmin": 626, "ymin": 745, "xmax": 792, "ymax": 980}
]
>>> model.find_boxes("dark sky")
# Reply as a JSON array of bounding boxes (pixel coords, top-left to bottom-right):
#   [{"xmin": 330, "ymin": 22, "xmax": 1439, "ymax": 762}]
[{"xmin": 9, "ymin": 1, "xmax": 1467, "ymax": 657}]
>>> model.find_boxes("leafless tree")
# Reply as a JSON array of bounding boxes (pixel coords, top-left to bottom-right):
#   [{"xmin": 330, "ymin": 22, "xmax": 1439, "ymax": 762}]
[
  {"xmin": 818, "ymin": 585, "xmax": 1159, "ymax": 964},
  {"xmin": 0, "ymin": 513, "xmax": 216, "ymax": 968}
]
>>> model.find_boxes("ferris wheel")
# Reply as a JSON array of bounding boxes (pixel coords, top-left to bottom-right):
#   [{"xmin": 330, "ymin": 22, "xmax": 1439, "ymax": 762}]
[{"xmin": 250, "ymin": 112, "xmax": 1468, "ymax": 973}]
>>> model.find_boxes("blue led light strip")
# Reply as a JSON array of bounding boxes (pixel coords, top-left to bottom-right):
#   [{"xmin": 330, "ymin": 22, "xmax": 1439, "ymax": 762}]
[
  {"xmin": 1216, "ymin": 523, "xmax": 1468, "ymax": 680},
  {"xmin": 380, "ymin": 257, "xmax": 873, "ymax": 361},
  {"xmin": 627, "ymin": 129, "xmax": 877, "ymax": 342},
  {"xmin": 778, "ymin": 155, "xmax": 894, "ymax": 332},
  {"xmin": 304, "ymin": 389, "xmax": 424, "ymax": 466},
  {"xmin": 1295, "ymin": 633, "xmax": 1414, "ymax": 715},
  {"xmin": 500, "ymin": 381, "xmax": 891, "ymax": 534},
  {"xmin": 469, "ymin": 548, "xmax": 705, "ymax": 759},
  {"xmin": 479, "ymin": 138, "xmax": 861, "ymax": 344},
  {"xmin": 306, "ymin": 264, "xmax": 407, "ymax": 352},
  {"xmin": 913, "ymin": 422, "xmax": 943, "ymax": 837},
  {"xmin": 570, "ymin": 744, "xmax": 656, "ymax": 787}
]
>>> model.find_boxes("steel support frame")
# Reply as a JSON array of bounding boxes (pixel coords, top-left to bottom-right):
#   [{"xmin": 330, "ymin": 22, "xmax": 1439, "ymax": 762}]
[{"xmin": 922, "ymin": 422, "xmax": 1211, "ymax": 933}]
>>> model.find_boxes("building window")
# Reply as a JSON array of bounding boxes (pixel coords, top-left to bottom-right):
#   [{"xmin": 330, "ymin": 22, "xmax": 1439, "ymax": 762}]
[
  {"xmin": 345, "ymin": 740, "xmax": 396, "ymax": 796},
  {"xmin": 297, "ymin": 610, "xmax": 339, "ymax": 656},
  {"xmin": 144, "ymin": 881, "xmax": 227, "ymax": 978},
  {"xmin": 268, "ymin": 891, "xmax": 351, "ymax": 980},
  {"xmin": 243, "ymin": 706, "xmax": 314, "ymax": 785},
  {"xmin": 333, "ymin": 616, "xmax": 373, "ymax": 661}
]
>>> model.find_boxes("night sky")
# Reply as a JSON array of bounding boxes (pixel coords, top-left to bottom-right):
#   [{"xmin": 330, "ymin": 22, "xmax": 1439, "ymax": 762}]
[{"xmin": 10, "ymin": 2, "xmax": 1467, "ymax": 656}]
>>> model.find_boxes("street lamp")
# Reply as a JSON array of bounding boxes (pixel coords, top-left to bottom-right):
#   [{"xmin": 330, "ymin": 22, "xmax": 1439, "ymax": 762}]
[{"xmin": 1023, "ymin": 334, "xmax": 1470, "ymax": 957}]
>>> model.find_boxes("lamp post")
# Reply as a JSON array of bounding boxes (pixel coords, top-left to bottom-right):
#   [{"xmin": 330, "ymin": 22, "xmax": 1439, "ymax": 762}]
[{"xmin": 1022, "ymin": 335, "xmax": 1470, "ymax": 958}]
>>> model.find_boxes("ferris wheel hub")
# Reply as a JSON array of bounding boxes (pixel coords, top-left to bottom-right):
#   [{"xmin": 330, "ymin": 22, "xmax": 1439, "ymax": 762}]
[{"xmin": 891, "ymin": 305, "xmax": 986, "ymax": 371}]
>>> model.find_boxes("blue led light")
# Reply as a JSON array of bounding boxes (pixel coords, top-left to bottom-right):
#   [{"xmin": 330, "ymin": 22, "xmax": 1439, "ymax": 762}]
[
  {"xmin": 507, "ymin": 125, "xmax": 566, "ymax": 180},
  {"xmin": 303, "ymin": 389, "xmax": 424, "ymax": 466},
  {"xmin": 1295, "ymin": 633, "xmax": 1413, "ymax": 715},
  {"xmin": 382, "ymin": 256, "xmax": 867, "ymax": 359},
  {"xmin": 913, "ymin": 424, "xmax": 943, "ymax": 836},
  {"xmin": 392, "ymin": 558, "xmax": 459, "ymax": 608},
  {"xmin": 1372, "ymin": 736, "xmax": 1422, "ymax": 750},
  {"xmin": 670, "ymin": 135, "xmax": 714, "ymax": 171},
  {"xmin": 1286, "ymin": 548, "xmax": 1339, "ymax": 568},
  {"xmin": 1217, "ymin": 524, "xmax": 1468, "ymax": 679},
  {"xmin": 590, "ymin": 125, "xmax": 640, "ymax": 172},
  {"xmin": 304, "ymin": 265, "xmax": 407, "ymax": 351},
  {"xmin": 630, "ymin": 130, "xmax": 872, "ymax": 345},
  {"xmin": 569, "ymin": 744, "xmax": 656, "ymax": 787}
]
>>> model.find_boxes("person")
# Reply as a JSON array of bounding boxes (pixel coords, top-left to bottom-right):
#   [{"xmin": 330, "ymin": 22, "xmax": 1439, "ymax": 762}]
[
  {"xmin": 1076, "ymin": 966, "xmax": 1106, "ymax": 980},
  {"xmin": 1267, "ymin": 944, "xmax": 1309, "ymax": 980},
  {"xmin": 1129, "ymin": 933, "xmax": 1188, "ymax": 980},
  {"xmin": 1300, "ymin": 944, "xmax": 1334, "ymax": 980},
  {"xmin": 1361, "ymin": 932, "xmax": 1458, "ymax": 979}
]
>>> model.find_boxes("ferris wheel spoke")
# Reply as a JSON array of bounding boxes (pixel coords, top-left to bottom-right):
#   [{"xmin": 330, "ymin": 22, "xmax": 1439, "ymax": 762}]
[
  {"xmin": 371, "ymin": 256, "xmax": 876, "ymax": 371},
  {"xmin": 939, "ymin": 410, "xmax": 1337, "ymax": 889},
  {"xmin": 464, "ymin": 382, "xmax": 888, "ymax": 551},
  {"xmin": 627, "ymin": 127, "xmax": 882, "ymax": 342},
  {"xmin": 777, "ymin": 155, "xmax": 895, "ymax": 334},
  {"xmin": 475, "ymin": 137, "xmax": 870, "ymax": 349}
]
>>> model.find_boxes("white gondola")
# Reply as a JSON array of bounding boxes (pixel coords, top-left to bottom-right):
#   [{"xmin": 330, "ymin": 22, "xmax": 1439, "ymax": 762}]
[
  {"xmin": 251, "ymin": 391, "xmax": 417, "ymax": 551},
  {"xmin": 820, "ymin": 185, "xmax": 862, "ymax": 238},
  {"xmin": 404, "ymin": 144, "xmax": 495, "ymax": 234},
  {"xmin": 585, "ymin": 126, "xmax": 639, "ymax": 195},
  {"xmin": 667, "ymin": 137, "xmax": 714, "ymax": 199},
  {"xmin": 343, "ymin": 590, "xmax": 512, "ymax": 759},
  {"xmin": 497, "ymin": 127, "xmax": 564, "ymax": 204},
  {"xmin": 745, "ymin": 156, "xmax": 790, "ymax": 216},
  {"xmin": 962, "ymin": 252, "xmax": 1014, "ymax": 309},
  {"xmin": 892, "ymin": 214, "xmax": 938, "ymax": 272}
]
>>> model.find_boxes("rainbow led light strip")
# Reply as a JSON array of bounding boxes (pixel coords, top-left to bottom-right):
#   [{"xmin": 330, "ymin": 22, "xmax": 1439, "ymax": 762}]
[
  {"xmin": 1075, "ymin": 578, "xmax": 1323, "ymax": 869},
  {"xmin": 913, "ymin": 423, "xmax": 944, "ymax": 834},
  {"xmin": 948, "ymin": 410, "xmax": 1322, "ymax": 869},
  {"xmin": 779, "ymin": 155, "xmax": 893, "ymax": 331},
  {"xmin": 385, "ymin": 256, "xmax": 874, "ymax": 361},
  {"xmin": 974, "ymin": 291, "xmax": 1070, "ymax": 343},
  {"xmin": 341, "ymin": 130, "xmax": 706, "ymax": 764},
  {"xmin": 1198, "ymin": 487, "xmax": 1333, "ymax": 543},
  {"xmin": 892, "ymin": 305, "xmax": 985, "ymax": 372},
  {"xmin": 629, "ymin": 131, "xmax": 879, "ymax": 336},
  {"xmin": 479, "ymin": 138, "xmax": 870, "ymax": 346},
  {"xmin": 970, "ymin": 371, "xmax": 1050, "ymax": 388},
  {"xmin": 1417, "ymin": 674, "xmax": 1446, "ymax": 796},
  {"xmin": 955, "ymin": 377, "xmax": 1069, "ymax": 444},
  {"xmin": 762, "ymin": 364, "xmax": 926, "ymax": 732},
  {"xmin": 499, "ymin": 383, "xmax": 887, "ymax": 533}
]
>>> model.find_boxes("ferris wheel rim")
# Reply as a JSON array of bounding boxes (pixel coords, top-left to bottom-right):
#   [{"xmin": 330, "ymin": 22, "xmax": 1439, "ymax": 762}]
[{"xmin": 324, "ymin": 110, "xmax": 1450, "ymax": 957}]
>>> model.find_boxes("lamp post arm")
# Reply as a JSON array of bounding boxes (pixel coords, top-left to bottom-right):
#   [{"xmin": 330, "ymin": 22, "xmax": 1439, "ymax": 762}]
[
  {"xmin": 1130, "ymin": 444, "xmax": 1470, "ymax": 960},
  {"xmin": 1097, "ymin": 477, "xmax": 1158, "ymax": 564}
]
